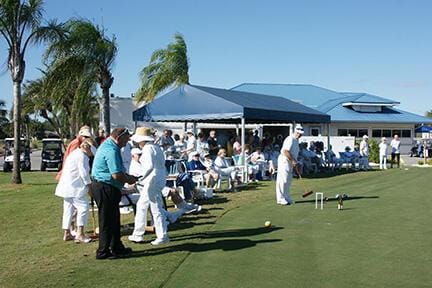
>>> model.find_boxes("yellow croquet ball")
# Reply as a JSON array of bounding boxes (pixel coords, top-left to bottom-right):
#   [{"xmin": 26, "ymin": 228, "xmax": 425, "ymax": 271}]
[{"xmin": 264, "ymin": 221, "xmax": 271, "ymax": 227}]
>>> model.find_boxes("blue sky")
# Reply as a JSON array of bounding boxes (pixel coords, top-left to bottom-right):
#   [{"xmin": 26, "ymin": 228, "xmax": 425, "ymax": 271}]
[{"xmin": 1, "ymin": 0, "xmax": 431, "ymax": 115}]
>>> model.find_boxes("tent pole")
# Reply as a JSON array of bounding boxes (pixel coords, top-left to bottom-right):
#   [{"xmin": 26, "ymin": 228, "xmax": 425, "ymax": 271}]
[
  {"xmin": 184, "ymin": 122, "xmax": 188, "ymax": 133},
  {"xmin": 327, "ymin": 123, "xmax": 331, "ymax": 168},
  {"xmin": 241, "ymin": 117, "xmax": 246, "ymax": 183}
]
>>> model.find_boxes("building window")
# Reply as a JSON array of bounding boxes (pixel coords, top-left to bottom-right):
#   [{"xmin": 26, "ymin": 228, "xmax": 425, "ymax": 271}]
[
  {"xmin": 382, "ymin": 129, "xmax": 391, "ymax": 137},
  {"xmin": 338, "ymin": 129, "xmax": 348, "ymax": 136},
  {"xmin": 358, "ymin": 129, "xmax": 368, "ymax": 137},
  {"xmin": 392, "ymin": 130, "xmax": 402, "ymax": 137},
  {"xmin": 348, "ymin": 129, "xmax": 358, "ymax": 137},
  {"xmin": 372, "ymin": 129, "xmax": 382, "ymax": 137},
  {"xmin": 310, "ymin": 127, "xmax": 320, "ymax": 136},
  {"xmin": 402, "ymin": 130, "xmax": 411, "ymax": 138}
]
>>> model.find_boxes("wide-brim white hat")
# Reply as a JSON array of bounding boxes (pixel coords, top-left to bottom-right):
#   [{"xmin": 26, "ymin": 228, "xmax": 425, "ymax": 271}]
[{"xmin": 131, "ymin": 127, "xmax": 154, "ymax": 142}]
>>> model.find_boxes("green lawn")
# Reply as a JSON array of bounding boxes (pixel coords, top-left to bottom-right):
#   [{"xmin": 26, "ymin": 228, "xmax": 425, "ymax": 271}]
[{"xmin": 1, "ymin": 169, "xmax": 431, "ymax": 288}]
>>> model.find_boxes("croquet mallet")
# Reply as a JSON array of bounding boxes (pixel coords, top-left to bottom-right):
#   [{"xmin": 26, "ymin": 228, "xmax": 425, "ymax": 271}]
[{"xmin": 295, "ymin": 166, "xmax": 314, "ymax": 198}]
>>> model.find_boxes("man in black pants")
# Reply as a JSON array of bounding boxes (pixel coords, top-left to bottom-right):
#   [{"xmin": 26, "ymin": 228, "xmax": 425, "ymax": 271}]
[{"xmin": 91, "ymin": 128, "xmax": 136, "ymax": 260}]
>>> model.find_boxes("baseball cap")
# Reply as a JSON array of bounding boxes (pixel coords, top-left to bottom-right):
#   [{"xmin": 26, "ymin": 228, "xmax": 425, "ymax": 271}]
[{"xmin": 294, "ymin": 124, "xmax": 304, "ymax": 134}]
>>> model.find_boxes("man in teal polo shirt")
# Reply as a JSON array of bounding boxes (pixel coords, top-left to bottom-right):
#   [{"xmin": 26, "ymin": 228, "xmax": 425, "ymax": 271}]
[{"xmin": 91, "ymin": 127, "xmax": 136, "ymax": 260}]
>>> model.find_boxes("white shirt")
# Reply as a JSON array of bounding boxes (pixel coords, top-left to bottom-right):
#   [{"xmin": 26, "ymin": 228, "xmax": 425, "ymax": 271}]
[
  {"xmin": 390, "ymin": 139, "xmax": 401, "ymax": 154},
  {"xmin": 379, "ymin": 143, "xmax": 388, "ymax": 155},
  {"xmin": 121, "ymin": 142, "xmax": 133, "ymax": 173},
  {"xmin": 55, "ymin": 149, "xmax": 91, "ymax": 199},
  {"xmin": 196, "ymin": 140, "xmax": 209, "ymax": 155},
  {"xmin": 281, "ymin": 135, "xmax": 299, "ymax": 160},
  {"xmin": 138, "ymin": 143, "xmax": 166, "ymax": 187},
  {"xmin": 214, "ymin": 156, "xmax": 230, "ymax": 169},
  {"xmin": 360, "ymin": 140, "xmax": 369, "ymax": 157},
  {"xmin": 278, "ymin": 135, "xmax": 299, "ymax": 171},
  {"xmin": 186, "ymin": 136, "xmax": 196, "ymax": 150},
  {"xmin": 129, "ymin": 159, "xmax": 143, "ymax": 177}
]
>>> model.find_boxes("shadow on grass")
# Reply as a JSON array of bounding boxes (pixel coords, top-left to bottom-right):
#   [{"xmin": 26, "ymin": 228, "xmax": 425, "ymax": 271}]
[
  {"xmin": 169, "ymin": 226, "xmax": 283, "ymax": 242},
  {"xmin": 295, "ymin": 195, "xmax": 379, "ymax": 204},
  {"xmin": 195, "ymin": 196, "xmax": 229, "ymax": 205},
  {"xmin": 130, "ymin": 238, "xmax": 282, "ymax": 257},
  {"xmin": 299, "ymin": 168, "xmax": 379, "ymax": 179}
]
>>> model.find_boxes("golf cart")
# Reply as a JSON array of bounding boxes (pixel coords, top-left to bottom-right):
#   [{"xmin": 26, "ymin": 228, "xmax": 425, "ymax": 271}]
[
  {"xmin": 3, "ymin": 138, "xmax": 31, "ymax": 172},
  {"xmin": 40, "ymin": 138, "xmax": 64, "ymax": 171}
]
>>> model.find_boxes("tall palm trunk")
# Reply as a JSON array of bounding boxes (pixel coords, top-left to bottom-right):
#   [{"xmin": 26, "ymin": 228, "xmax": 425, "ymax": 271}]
[
  {"xmin": 12, "ymin": 80, "xmax": 22, "ymax": 184},
  {"xmin": 101, "ymin": 86, "xmax": 110, "ymax": 134},
  {"xmin": 100, "ymin": 71, "xmax": 113, "ymax": 134}
]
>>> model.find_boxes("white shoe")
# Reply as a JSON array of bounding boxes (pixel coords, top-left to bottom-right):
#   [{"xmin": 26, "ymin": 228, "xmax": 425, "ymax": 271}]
[
  {"xmin": 128, "ymin": 235, "xmax": 144, "ymax": 243},
  {"xmin": 184, "ymin": 203, "xmax": 202, "ymax": 214},
  {"xmin": 277, "ymin": 201, "xmax": 289, "ymax": 205},
  {"xmin": 151, "ymin": 237, "xmax": 170, "ymax": 246}
]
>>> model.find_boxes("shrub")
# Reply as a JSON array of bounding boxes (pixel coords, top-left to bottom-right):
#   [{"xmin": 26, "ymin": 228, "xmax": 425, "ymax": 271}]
[
  {"xmin": 418, "ymin": 160, "xmax": 424, "ymax": 165},
  {"xmin": 368, "ymin": 138, "xmax": 379, "ymax": 163}
]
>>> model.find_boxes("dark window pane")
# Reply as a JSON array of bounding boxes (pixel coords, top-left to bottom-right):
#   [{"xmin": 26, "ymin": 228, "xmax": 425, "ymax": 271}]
[
  {"xmin": 348, "ymin": 129, "xmax": 358, "ymax": 137},
  {"xmin": 382, "ymin": 129, "xmax": 391, "ymax": 137},
  {"xmin": 392, "ymin": 130, "xmax": 401, "ymax": 137},
  {"xmin": 372, "ymin": 129, "xmax": 382, "ymax": 137},
  {"xmin": 358, "ymin": 129, "xmax": 368, "ymax": 137},
  {"xmin": 402, "ymin": 130, "xmax": 411, "ymax": 138},
  {"xmin": 311, "ymin": 128, "xmax": 320, "ymax": 136},
  {"xmin": 338, "ymin": 129, "xmax": 348, "ymax": 136}
]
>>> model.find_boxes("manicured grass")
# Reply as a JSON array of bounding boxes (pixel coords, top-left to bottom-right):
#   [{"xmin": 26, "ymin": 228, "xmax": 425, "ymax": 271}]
[{"xmin": 1, "ymin": 169, "xmax": 431, "ymax": 287}]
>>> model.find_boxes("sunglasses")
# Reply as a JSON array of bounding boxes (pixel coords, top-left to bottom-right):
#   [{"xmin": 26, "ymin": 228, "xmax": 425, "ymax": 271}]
[{"xmin": 118, "ymin": 128, "xmax": 129, "ymax": 138}]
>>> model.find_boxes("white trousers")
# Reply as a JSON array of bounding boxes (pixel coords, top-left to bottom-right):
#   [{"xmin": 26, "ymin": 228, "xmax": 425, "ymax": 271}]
[
  {"xmin": 379, "ymin": 154, "xmax": 387, "ymax": 169},
  {"xmin": 276, "ymin": 166, "xmax": 293, "ymax": 204},
  {"xmin": 132, "ymin": 182, "xmax": 168, "ymax": 240},
  {"xmin": 62, "ymin": 197, "xmax": 89, "ymax": 230}
]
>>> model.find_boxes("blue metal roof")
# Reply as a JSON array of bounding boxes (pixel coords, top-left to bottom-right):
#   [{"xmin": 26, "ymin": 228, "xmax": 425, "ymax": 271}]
[
  {"xmin": 340, "ymin": 92, "xmax": 399, "ymax": 104},
  {"xmin": 133, "ymin": 84, "xmax": 330, "ymax": 124},
  {"xmin": 231, "ymin": 83, "xmax": 344, "ymax": 108},
  {"xmin": 232, "ymin": 83, "xmax": 431, "ymax": 124},
  {"xmin": 321, "ymin": 104, "xmax": 432, "ymax": 123}
]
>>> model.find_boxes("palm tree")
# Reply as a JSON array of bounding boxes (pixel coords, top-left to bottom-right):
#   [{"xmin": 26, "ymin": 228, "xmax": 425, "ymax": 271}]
[
  {"xmin": 136, "ymin": 32, "xmax": 189, "ymax": 103},
  {"xmin": 0, "ymin": 0, "xmax": 63, "ymax": 183},
  {"xmin": 45, "ymin": 19, "xmax": 117, "ymax": 135}
]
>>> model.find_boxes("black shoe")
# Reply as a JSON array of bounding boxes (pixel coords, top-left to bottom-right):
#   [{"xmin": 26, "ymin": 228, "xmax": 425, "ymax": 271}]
[
  {"xmin": 96, "ymin": 250, "xmax": 113, "ymax": 260},
  {"xmin": 110, "ymin": 247, "xmax": 133, "ymax": 259}
]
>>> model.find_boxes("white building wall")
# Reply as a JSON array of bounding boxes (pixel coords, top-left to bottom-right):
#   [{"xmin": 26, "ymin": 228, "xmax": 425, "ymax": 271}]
[{"xmin": 329, "ymin": 122, "xmax": 414, "ymax": 154}]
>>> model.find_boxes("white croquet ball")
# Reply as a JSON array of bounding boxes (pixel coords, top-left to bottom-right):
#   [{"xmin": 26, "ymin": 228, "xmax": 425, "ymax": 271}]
[{"xmin": 264, "ymin": 221, "xmax": 271, "ymax": 227}]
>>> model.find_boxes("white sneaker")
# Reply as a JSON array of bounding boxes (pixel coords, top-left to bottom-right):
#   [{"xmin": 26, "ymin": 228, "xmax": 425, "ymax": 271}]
[
  {"xmin": 151, "ymin": 237, "xmax": 170, "ymax": 246},
  {"xmin": 128, "ymin": 235, "xmax": 144, "ymax": 243},
  {"xmin": 184, "ymin": 203, "xmax": 201, "ymax": 214}
]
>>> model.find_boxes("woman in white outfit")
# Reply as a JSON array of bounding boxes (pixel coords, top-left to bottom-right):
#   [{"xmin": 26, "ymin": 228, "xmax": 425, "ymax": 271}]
[
  {"xmin": 214, "ymin": 148, "xmax": 238, "ymax": 191},
  {"xmin": 379, "ymin": 137, "xmax": 388, "ymax": 170},
  {"xmin": 55, "ymin": 140, "xmax": 94, "ymax": 243},
  {"xmin": 128, "ymin": 127, "xmax": 170, "ymax": 245},
  {"xmin": 276, "ymin": 125, "xmax": 303, "ymax": 205}
]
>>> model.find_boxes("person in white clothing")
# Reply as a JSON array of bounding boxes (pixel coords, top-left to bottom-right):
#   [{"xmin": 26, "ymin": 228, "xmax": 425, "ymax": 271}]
[
  {"xmin": 55, "ymin": 140, "xmax": 94, "ymax": 243},
  {"xmin": 379, "ymin": 137, "xmax": 388, "ymax": 170},
  {"xmin": 214, "ymin": 148, "xmax": 238, "ymax": 191},
  {"xmin": 128, "ymin": 127, "xmax": 170, "ymax": 245},
  {"xmin": 359, "ymin": 135, "xmax": 370, "ymax": 170},
  {"xmin": 276, "ymin": 124, "xmax": 304, "ymax": 205},
  {"xmin": 390, "ymin": 134, "xmax": 401, "ymax": 168}
]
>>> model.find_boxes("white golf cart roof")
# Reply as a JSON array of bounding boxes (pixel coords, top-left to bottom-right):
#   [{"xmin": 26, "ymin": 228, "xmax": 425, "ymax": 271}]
[
  {"xmin": 42, "ymin": 138, "xmax": 63, "ymax": 142},
  {"xmin": 5, "ymin": 138, "xmax": 26, "ymax": 141}
]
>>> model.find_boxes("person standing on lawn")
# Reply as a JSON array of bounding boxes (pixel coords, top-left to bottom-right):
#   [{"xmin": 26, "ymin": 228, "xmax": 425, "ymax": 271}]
[
  {"xmin": 91, "ymin": 128, "xmax": 136, "ymax": 260},
  {"xmin": 276, "ymin": 124, "xmax": 304, "ymax": 205},
  {"xmin": 390, "ymin": 134, "xmax": 401, "ymax": 168}
]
